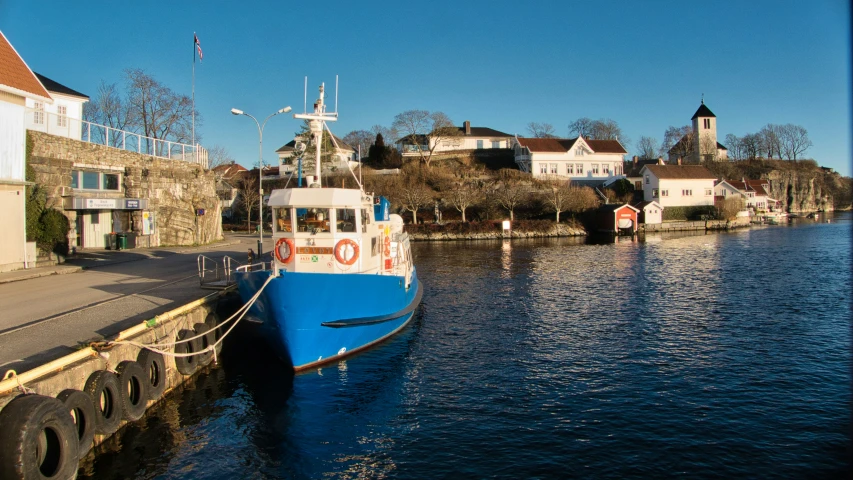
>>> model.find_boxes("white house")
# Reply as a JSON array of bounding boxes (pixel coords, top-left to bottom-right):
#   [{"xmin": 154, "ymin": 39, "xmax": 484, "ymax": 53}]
[
  {"xmin": 0, "ymin": 30, "xmax": 54, "ymax": 272},
  {"xmin": 640, "ymin": 164, "xmax": 717, "ymax": 207},
  {"xmin": 276, "ymin": 133, "xmax": 357, "ymax": 176},
  {"xmin": 717, "ymin": 178, "xmax": 777, "ymax": 211},
  {"xmin": 396, "ymin": 121, "xmax": 512, "ymax": 156},
  {"xmin": 24, "ymin": 73, "xmax": 88, "ymax": 141},
  {"xmin": 512, "ymin": 136, "xmax": 627, "ymax": 181}
]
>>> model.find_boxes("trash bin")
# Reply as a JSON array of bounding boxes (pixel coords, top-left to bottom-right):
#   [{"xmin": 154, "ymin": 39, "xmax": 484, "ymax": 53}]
[
  {"xmin": 116, "ymin": 233, "xmax": 127, "ymax": 250},
  {"xmin": 107, "ymin": 233, "xmax": 117, "ymax": 250}
]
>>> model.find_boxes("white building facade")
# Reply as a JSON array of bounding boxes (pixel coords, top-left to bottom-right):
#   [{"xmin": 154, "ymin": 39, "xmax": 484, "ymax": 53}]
[
  {"xmin": 512, "ymin": 136, "xmax": 626, "ymax": 181},
  {"xmin": 24, "ymin": 73, "xmax": 88, "ymax": 141},
  {"xmin": 640, "ymin": 164, "xmax": 717, "ymax": 207}
]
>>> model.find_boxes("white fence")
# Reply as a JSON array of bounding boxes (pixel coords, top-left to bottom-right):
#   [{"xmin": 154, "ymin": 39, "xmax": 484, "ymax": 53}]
[{"xmin": 25, "ymin": 109, "xmax": 208, "ymax": 169}]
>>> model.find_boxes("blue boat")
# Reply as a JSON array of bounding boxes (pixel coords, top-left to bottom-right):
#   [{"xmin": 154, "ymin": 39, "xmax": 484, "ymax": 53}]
[{"xmin": 234, "ymin": 83, "xmax": 421, "ymax": 371}]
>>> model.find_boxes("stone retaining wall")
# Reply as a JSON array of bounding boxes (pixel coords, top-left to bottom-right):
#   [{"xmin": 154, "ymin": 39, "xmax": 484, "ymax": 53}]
[{"xmin": 28, "ymin": 131, "xmax": 222, "ymax": 248}]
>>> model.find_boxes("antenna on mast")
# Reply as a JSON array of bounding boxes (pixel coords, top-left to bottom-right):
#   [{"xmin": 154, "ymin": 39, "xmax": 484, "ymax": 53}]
[
  {"xmin": 303, "ymin": 77, "xmax": 308, "ymax": 113},
  {"xmin": 335, "ymin": 75, "xmax": 339, "ymax": 116}
]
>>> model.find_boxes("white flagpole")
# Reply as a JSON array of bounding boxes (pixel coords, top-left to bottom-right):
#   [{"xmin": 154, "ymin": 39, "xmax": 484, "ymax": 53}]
[{"xmin": 192, "ymin": 32, "xmax": 196, "ymax": 159}]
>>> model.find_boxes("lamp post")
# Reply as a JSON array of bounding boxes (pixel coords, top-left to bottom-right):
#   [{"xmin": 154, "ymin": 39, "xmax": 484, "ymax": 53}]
[{"xmin": 231, "ymin": 106, "xmax": 292, "ymax": 258}]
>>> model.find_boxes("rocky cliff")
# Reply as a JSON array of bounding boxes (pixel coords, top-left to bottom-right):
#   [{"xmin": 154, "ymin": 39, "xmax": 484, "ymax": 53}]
[{"xmin": 765, "ymin": 166, "xmax": 835, "ymax": 213}]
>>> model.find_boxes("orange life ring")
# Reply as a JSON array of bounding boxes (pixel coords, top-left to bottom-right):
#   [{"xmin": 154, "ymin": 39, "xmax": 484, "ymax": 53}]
[
  {"xmin": 334, "ymin": 239, "xmax": 359, "ymax": 265},
  {"xmin": 274, "ymin": 238, "xmax": 295, "ymax": 263}
]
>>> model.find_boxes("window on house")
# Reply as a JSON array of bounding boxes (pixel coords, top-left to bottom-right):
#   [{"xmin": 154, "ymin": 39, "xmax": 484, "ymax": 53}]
[
  {"xmin": 576, "ymin": 164, "xmax": 583, "ymax": 174},
  {"xmin": 477, "ymin": 140, "xmax": 484, "ymax": 149},
  {"xmin": 492, "ymin": 141, "xmax": 500, "ymax": 149},
  {"xmin": 72, "ymin": 170, "xmax": 121, "ymax": 191},
  {"xmin": 722, "ymin": 190, "xmax": 727, "ymax": 197},
  {"xmin": 705, "ymin": 188, "xmax": 712, "ymax": 196},
  {"xmin": 576, "ymin": 147, "xmax": 584, "ymax": 156},
  {"xmin": 602, "ymin": 164, "xmax": 610, "ymax": 175},
  {"xmin": 539, "ymin": 164, "xmax": 548, "ymax": 174},
  {"xmin": 661, "ymin": 190, "xmax": 669, "ymax": 197},
  {"xmin": 550, "ymin": 163, "xmax": 558, "ymax": 174},
  {"xmin": 33, "ymin": 102, "xmax": 45, "ymax": 124},
  {"xmin": 682, "ymin": 189, "xmax": 693, "ymax": 196},
  {"xmin": 57, "ymin": 105, "xmax": 68, "ymax": 127},
  {"xmin": 653, "ymin": 188, "xmax": 659, "ymax": 197},
  {"xmin": 645, "ymin": 175, "xmax": 649, "ymax": 184},
  {"xmin": 704, "ymin": 119, "xmax": 711, "ymax": 129},
  {"xmin": 592, "ymin": 164, "xmax": 599, "ymax": 174},
  {"xmin": 567, "ymin": 164, "xmax": 574, "ymax": 175}
]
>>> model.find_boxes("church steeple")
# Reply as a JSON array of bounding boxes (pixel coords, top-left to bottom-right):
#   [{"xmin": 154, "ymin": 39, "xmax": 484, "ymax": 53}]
[{"xmin": 692, "ymin": 98, "xmax": 718, "ymax": 161}]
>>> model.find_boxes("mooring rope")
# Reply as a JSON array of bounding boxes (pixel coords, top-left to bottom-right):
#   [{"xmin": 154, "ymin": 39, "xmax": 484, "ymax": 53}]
[{"xmin": 110, "ymin": 274, "xmax": 275, "ymax": 359}]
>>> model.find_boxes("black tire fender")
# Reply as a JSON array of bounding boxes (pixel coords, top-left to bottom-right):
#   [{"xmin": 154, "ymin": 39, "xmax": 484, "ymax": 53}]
[
  {"xmin": 56, "ymin": 388, "xmax": 96, "ymax": 459},
  {"xmin": 205, "ymin": 311, "xmax": 223, "ymax": 356},
  {"xmin": 0, "ymin": 394, "xmax": 79, "ymax": 480},
  {"xmin": 193, "ymin": 322, "xmax": 215, "ymax": 366},
  {"xmin": 115, "ymin": 360, "xmax": 149, "ymax": 422},
  {"xmin": 136, "ymin": 348, "xmax": 167, "ymax": 401},
  {"xmin": 84, "ymin": 370, "xmax": 122, "ymax": 435},
  {"xmin": 174, "ymin": 328, "xmax": 200, "ymax": 376}
]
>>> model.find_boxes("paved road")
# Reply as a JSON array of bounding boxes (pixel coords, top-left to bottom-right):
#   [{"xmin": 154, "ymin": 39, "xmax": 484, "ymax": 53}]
[{"xmin": 0, "ymin": 234, "xmax": 273, "ymax": 374}]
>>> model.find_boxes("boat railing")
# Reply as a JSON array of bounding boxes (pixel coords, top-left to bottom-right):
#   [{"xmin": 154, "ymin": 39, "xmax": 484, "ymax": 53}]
[
  {"xmin": 198, "ymin": 255, "xmax": 242, "ymax": 289},
  {"xmin": 236, "ymin": 262, "xmax": 268, "ymax": 273}
]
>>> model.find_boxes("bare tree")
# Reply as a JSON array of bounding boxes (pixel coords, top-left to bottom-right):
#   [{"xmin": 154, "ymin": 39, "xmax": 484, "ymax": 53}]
[
  {"xmin": 393, "ymin": 173, "xmax": 434, "ymax": 224},
  {"xmin": 637, "ymin": 136, "xmax": 659, "ymax": 160},
  {"xmin": 342, "ymin": 130, "xmax": 374, "ymax": 159},
  {"xmin": 236, "ymin": 175, "xmax": 260, "ymax": 231},
  {"xmin": 779, "ymin": 124, "xmax": 812, "ymax": 161},
  {"xmin": 716, "ymin": 196, "xmax": 745, "ymax": 220},
  {"xmin": 742, "ymin": 133, "xmax": 762, "ymax": 160},
  {"xmin": 565, "ymin": 185, "xmax": 600, "ymax": 219},
  {"xmin": 700, "ymin": 134, "xmax": 718, "ymax": 161},
  {"xmin": 725, "ymin": 134, "xmax": 743, "ymax": 161},
  {"xmin": 491, "ymin": 169, "xmax": 528, "ymax": 220},
  {"xmin": 370, "ymin": 124, "xmax": 399, "ymax": 145},
  {"xmin": 392, "ymin": 110, "xmax": 461, "ymax": 167},
  {"xmin": 124, "ymin": 68, "xmax": 197, "ymax": 149},
  {"xmin": 442, "ymin": 174, "xmax": 483, "ymax": 222},
  {"xmin": 83, "ymin": 80, "xmax": 131, "ymax": 145},
  {"xmin": 538, "ymin": 179, "xmax": 574, "ymax": 222},
  {"xmin": 568, "ymin": 117, "xmax": 595, "ymax": 138},
  {"xmin": 208, "ymin": 144, "xmax": 236, "ymax": 169},
  {"xmin": 589, "ymin": 118, "xmax": 623, "ymax": 141},
  {"xmin": 661, "ymin": 125, "xmax": 694, "ymax": 161},
  {"xmin": 759, "ymin": 124, "xmax": 783, "ymax": 159},
  {"xmin": 526, "ymin": 122, "xmax": 557, "ymax": 138}
]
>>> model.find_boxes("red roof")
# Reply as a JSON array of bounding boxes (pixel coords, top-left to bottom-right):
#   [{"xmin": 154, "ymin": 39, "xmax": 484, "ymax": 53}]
[
  {"xmin": 643, "ymin": 165, "xmax": 716, "ymax": 179},
  {"xmin": 212, "ymin": 162, "xmax": 248, "ymax": 178},
  {"xmin": 0, "ymin": 31, "xmax": 51, "ymax": 101},
  {"xmin": 517, "ymin": 137, "xmax": 626, "ymax": 154}
]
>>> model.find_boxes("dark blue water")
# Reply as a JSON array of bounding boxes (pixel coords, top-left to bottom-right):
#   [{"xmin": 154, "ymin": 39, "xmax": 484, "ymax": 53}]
[{"xmin": 80, "ymin": 213, "xmax": 852, "ymax": 479}]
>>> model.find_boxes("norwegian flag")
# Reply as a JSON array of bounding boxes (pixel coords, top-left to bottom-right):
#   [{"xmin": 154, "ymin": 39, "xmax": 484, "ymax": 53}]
[{"xmin": 194, "ymin": 34, "xmax": 203, "ymax": 62}]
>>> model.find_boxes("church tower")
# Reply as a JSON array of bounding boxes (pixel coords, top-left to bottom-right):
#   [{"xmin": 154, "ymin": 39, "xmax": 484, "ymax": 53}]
[{"xmin": 691, "ymin": 99, "xmax": 718, "ymax": 162}]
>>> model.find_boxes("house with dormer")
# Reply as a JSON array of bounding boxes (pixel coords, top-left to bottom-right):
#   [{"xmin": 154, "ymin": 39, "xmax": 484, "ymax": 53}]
[
  {"xmin": 512, "ymin": 136, "xmax": 627, "ymax": 182},
  {"xmin": 716, "ymin": 178, "xmax": 777, "ymax": 211},
  {"xmin": 0, "ymin": 30, "xmax": 54, "ymax": 272},
  {"xmin": 668, "ymin": 100, "xmax": 728, "ymax": 163},
  {"xmin": 396, "ymin": 121, "xmax": 512, "ymax": 157}
]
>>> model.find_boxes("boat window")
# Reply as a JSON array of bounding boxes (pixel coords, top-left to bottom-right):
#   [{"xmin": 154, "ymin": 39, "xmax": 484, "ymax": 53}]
[
  {"xmin": 336, "ymin": 208, "xmax": 357, "ymax": 233},
  {"xmin": 361, "ymin": 208, "xmax": 370, "ymax": 233},
  {"xmin": 275, "ymin": 207, "xmax": 292, "ymax": 232},
  {"xmin": 296, "ymin": 208, "xmax": 331, "ymax": 232}
]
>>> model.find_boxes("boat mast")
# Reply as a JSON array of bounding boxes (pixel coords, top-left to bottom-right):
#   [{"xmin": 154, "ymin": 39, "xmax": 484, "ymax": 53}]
[{"xmin": 293, "ymin": 81, "xmax": 338, "ymax": 187}]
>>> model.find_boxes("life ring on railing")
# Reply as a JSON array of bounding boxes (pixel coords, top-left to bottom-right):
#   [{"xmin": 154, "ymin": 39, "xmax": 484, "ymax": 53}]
[
  {"xmin": 334, "ymin": 239, "xmax": 359, "ymax": 265},
  {"xmin": 274, "ymin": 238, "xmax": 295, "ymax": 263}
]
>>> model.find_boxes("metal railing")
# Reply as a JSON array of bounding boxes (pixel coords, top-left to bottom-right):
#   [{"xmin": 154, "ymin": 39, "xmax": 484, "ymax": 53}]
[
  {"xmin": 198, "ymin": 255, "xmax": 240, "ymax": 287},
  {"xmin": 25, "ymin": 108, "xmax": 209, "ymax": 168}
]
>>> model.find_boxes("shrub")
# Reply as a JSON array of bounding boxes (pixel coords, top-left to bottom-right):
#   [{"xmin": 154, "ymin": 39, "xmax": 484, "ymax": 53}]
[
  {"xmin": 37, "ymin": 208, "xmax": 70, "ymax": 255},
  {"xmin": 662, "ymin": 205, "xmax": 718, "ymax": 221}
]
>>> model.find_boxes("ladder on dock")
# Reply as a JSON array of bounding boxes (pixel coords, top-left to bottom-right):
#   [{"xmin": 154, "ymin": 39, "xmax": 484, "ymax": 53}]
[{"xmin": 197, "ymin": 255, "xmax": 239, "ymax": 289}]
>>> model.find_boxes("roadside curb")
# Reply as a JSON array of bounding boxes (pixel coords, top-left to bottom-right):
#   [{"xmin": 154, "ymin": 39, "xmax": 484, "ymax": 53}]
[{"xmin": 0, "ymin": 240, "xmax": 245, "ymax": 285}]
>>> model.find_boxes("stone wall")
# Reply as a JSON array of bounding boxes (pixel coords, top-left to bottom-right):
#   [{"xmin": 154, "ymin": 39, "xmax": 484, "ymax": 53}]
[{"xmin": 27, "ymin": 130, "xmax": 222, "ymax": 248}]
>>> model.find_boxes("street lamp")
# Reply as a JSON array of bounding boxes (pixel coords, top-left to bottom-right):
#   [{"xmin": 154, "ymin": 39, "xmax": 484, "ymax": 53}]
[{"xmin": 231, "ymin": 106, "xmax": 292, "ymax": 258}]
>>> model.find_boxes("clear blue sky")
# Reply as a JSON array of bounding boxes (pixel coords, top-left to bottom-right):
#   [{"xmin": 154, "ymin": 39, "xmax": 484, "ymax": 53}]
[{"xmin": 2, "ymin": 1, "xmax": 850, "ymax": 175}]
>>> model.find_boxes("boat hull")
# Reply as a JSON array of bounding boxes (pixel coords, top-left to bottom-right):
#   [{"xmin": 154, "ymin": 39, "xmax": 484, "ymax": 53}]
[{"xmin": 235, "ymin": 269, "xmax": 421, "ymax": 371}]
